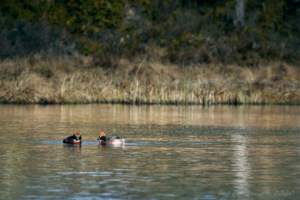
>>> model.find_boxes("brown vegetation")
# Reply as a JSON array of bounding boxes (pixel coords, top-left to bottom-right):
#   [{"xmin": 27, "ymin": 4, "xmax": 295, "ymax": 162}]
[{"xmin": 1, "ymin": 51, "xmax": 299, "ymax": 105}]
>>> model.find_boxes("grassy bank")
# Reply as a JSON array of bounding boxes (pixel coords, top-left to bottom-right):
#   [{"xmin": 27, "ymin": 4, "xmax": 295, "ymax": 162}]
[{"xmin": 0, "ymin": 54, "xmax": 299, "ymax": 105}]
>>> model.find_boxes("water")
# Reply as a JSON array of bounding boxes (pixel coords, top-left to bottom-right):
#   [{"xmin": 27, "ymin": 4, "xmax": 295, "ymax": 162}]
[{"xmin": 0, "ymin": 104, "xmax": 300, "ymax": 199}]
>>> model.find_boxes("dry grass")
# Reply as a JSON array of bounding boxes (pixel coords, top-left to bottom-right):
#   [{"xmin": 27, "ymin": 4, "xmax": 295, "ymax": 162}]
[{"xmin": 0, "ymin": 54, "xmax": 300, "ymax": 104}]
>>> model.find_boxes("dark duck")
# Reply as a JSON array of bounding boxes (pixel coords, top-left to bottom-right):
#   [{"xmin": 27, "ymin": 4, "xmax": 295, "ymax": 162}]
[
  {"xmin": 97, "ymin": 132, "xmax": 125, "ymax": 145},
  {"xmin": 63, "ymin": 132, "xmax": 82, "ymax": 144}
]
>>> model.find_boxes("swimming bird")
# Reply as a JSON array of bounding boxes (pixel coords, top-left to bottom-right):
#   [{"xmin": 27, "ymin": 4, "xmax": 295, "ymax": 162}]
[
  {"xmin": 97, "ymin": 132, "xmax": 125, "ymax": 145},
  {"xmin": 63, "ymin": 132, "xmax": 82, "ymax": 144}
]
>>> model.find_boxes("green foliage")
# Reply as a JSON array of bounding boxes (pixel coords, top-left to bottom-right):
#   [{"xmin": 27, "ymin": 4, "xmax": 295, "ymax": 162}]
[
  {"xmin": 0, "ymin": 0, "xmax": 299, "ymax": 63},
  {"xmin": 47, "ymin": 0, "xmax": 124, "ymax": 32},
  {"xmin": 0, "ymin": 0, "xmax": 47, "ymax": 25}
]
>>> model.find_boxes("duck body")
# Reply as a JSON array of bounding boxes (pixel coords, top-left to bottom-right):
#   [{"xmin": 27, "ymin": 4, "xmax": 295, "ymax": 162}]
[
  {"xmin": 63, "ymin": 132, "xmax": 82, "ymax": 144},
  {"xmin": 98, "ymin": 132, "xmax": 125, "ymax": 145}
]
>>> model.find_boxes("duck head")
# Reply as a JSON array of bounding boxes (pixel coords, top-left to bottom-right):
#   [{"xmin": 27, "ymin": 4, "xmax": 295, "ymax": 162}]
[
  {"xmin": 74, "ymin": 132, "xmax": 81, "ymax": 140},
  {"xmin": 98, "ymin": 132, "xmax": 106, "ymax": 140}
]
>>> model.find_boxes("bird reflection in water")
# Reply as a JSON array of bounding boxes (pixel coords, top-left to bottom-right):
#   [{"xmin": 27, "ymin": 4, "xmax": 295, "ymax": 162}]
[
  {"xmin": 98, "ymin": 143, "xmax": 125, "ymax": 151},
  {"xmin": 63, "ymin": 142, "xmax": 81, "ymax": 153},
  {"xmin": 72, "ymin": 143, "xmax": 81, "ymax": 153}
]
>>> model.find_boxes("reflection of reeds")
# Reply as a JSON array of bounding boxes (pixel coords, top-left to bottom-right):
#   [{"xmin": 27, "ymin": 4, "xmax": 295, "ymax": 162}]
[{"xmin": 1, "ymin": 56, "xmax": 300, "ymax": 104}]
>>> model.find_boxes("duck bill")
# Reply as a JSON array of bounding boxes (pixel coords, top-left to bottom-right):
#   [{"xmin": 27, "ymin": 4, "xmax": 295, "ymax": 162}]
[{"xmin": 76, "ymin": 135, "xmax": 80, "ymax": 140}]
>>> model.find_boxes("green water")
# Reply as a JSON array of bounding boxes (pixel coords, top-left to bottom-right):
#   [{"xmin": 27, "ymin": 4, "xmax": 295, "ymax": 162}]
[{"xmin": 0, "ymin": 105, "xmax": 299, "ymax": 199}]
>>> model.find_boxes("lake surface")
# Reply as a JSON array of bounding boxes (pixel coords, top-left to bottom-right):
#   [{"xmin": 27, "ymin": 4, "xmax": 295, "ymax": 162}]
[{"xmin": 0, "ymin": 104, "xmax": 300, "ymax": 199}]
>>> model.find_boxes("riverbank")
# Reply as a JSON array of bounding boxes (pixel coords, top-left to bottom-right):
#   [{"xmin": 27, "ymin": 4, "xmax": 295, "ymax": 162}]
[{"xmin": 0, "ymin": 55, "xmax": 299, "ymax": 105}]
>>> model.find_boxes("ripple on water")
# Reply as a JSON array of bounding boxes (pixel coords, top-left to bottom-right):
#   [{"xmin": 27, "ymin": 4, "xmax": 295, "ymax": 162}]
[{"xmin": 1, "ymin": 105, "xmax": 300, "ymax": 200}]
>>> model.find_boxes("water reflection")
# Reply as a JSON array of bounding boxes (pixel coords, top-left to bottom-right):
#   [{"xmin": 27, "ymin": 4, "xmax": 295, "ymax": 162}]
[
  {"xmin": 232, "ymin": 134, "xmax": 252, "ymax": 191},
  {"xmin": 0, "ymin": 105, "xmax": 300, "ymax": 199},
  {"xmin": 63, "ymin": 143, "xmax": 82, "ymax": 153},
  {"xmin": 98, "ymin": 143, "xmax": 126, "ymax": 152},
  {"xmin": 2, "ymin": 105, "xmax": 300, "ymax": 130}
]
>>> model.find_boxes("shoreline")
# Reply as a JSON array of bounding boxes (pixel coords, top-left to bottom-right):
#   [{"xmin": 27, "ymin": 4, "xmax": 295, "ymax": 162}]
[
  {"xmin": 0, "ymin": 101, "xmax": 299, "ymax": 106},
  {"xmin": 1, "ymin": 55, "xmax": 300, "ymax": 105}
]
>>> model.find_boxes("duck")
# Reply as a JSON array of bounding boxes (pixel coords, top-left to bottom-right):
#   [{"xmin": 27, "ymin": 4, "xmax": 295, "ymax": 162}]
[
  {"xmin": 63, "ymin": 132, "xmax": 82, "ymax": 144},
  {"xmin": 97, "ymin": 132, "xmax": 125, "ymax": 145}
]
